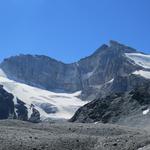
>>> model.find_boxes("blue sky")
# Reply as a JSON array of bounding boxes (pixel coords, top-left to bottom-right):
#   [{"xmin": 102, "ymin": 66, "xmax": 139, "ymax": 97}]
[{"xmin": 0, "ymin": 0, "xmax": 150, "ymax": 63}]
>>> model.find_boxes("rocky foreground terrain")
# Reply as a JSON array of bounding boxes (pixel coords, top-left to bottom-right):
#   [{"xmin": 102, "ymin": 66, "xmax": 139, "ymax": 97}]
[{"xmin": 0, "ymin": 119, "xmax": 150, "ymax": 150}]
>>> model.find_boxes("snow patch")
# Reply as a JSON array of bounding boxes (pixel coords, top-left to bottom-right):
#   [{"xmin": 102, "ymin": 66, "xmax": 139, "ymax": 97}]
[
  {"xmin": 125, "ymin": 53, "xmax": 150, "ymax": 69},
  {"xmin": 143, "ymin": 109, "xmax": 149, "ymax": 115},
  {"xmin": 133, "ymin": 70, "xmax": 150, "ymax": 79},
  {"xmin": 106, "ymin": 78, "xmax": 114, "ymax": 84}
]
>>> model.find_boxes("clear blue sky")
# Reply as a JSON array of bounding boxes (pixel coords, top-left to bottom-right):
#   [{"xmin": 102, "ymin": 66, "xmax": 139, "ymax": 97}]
[{"xmin": 0, "ymin": 0, "xmax": 150, "ymax": 63}]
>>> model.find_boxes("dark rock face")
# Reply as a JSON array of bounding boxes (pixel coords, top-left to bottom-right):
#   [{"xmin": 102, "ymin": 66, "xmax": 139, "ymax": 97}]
[
  {"xmin": 15, "ymin": 98, "xmax": 28, "ymax": 121},
  {"xmin": 70, "ymin": 83, "xmax": 150, "ymax": 124},
  {"xmin": 29, "ymin": 108, "xmax": 41, "ymax": 123},
  {"xmin": 0, "ymin": 85, "xmax": 15, "ymax": 119},
  {"xmin": 0, "ymin": 41, "xmax": 144, "ymax": 100}
]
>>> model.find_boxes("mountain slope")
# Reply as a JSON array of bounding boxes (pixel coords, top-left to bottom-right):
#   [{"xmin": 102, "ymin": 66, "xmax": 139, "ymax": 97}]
[
  {"xmin": 0, "ymin": 40, "xmax": 150, "ymax": 121},
  {"xmin": 0, "ymin": 54, "xmax": 81, "ymax": 92},
  {"xmin": 125, "ymin": 53, "xmax": 150, "ymax": 69},
  {"xmin": 1, "ymin": 40, "xmax": 149, "ymax": 101},
  {"xmin": 70, "ymin": 83, "xmax": 150, "ymax": 128}
]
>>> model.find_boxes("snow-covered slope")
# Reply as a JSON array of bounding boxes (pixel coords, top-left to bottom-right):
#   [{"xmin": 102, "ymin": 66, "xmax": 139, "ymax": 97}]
[
  {"xmin": 125, "ymin": 52, "xmax": 150, "ymax": 79},
  {"xmin": 133, "ymin": 70, "xmax": 150, "ymax": 79},
  {"xmin": 125, "ymin": 53, "xmax": 150, "ymax": 69},
  {"xmin": 0, "ymin": 69, "xmax": 87, "ymax": 120}
]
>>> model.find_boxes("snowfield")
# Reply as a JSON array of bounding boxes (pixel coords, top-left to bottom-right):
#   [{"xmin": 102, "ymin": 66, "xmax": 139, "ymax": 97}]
[
  {"xmin": 0, "ymin": 69, "xmax": 87, "ymax": 120},
  {"xmin": 125, "ymin": 53, "xmax": 150, "ymax": 69},
  {"xmin": 125, "ymin": 53, "xmax": 150, "ymax": 79},
  {"xmin": 133, "ymin": 70, "xmax": 150, "ymax": 79}
]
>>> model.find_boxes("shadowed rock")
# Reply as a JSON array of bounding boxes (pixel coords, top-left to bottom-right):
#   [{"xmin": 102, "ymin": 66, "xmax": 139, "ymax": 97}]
[{"xmin": 70, "ymin": 83, "xmax": 150, "ymax": 127}]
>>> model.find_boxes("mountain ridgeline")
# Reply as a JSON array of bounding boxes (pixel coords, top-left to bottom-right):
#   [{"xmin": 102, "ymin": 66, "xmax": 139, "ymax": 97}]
[
  {"xmin": 0, "ymin": 41, "xmax": 147, "ymax": 101},
  {"xmin": 0, "ymin": 40, "xmax": 150, "ymax": 124}
]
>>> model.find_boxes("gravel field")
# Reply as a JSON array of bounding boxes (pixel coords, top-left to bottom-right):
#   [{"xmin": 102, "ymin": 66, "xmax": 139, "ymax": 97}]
[{"xmin": 0, "ymin": 120, "xmax": 150, "ymax": 150}]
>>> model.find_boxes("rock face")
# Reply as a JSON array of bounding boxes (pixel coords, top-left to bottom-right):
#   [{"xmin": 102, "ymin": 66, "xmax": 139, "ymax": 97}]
[
  {"xmin": 15, "ymin": 98, "xmax": 28, "ymax": 121},
  {"xmin": 0, "ymin": 55, "xmax": 81, "ymax": 92},
  {"xmin": 0, "ymin": 85, "xmax": 15, "ymax": 119},
  {"xmin": 29, "ymin": 108, "xmax": 41, "ymax": 123},
  {"xmin": 1, "ymin": 40, "xmax": 146, "ymax": 100},
  {"xmin": 70, "ymin": 83, "xmax": 150, "ymax": 126},
  {"xmin": 0, "ymin": 85, "xmax": 42, "ymax": 122}
]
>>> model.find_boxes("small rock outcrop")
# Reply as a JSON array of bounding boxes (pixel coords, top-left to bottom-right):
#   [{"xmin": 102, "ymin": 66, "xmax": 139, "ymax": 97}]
[
  {"xmin": 35, "ymin": 102, "xmax": 58, "ymax": 114},
  {"xmin": 29, "ymin": 108, "xmax": 41, "ymax": 123}
]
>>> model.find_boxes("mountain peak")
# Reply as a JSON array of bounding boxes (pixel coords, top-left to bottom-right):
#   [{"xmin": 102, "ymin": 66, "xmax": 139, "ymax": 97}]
[
  {"xmin": 92, "ymin": 40, "xmax": 137, "ymax": 56},
  {"xmin": 109, "ymin": 40, "xmax": 122, "ymax": 47},
  {"xmin": 108, "ymin": 40, "xmax": 137, "ymax": 53}
]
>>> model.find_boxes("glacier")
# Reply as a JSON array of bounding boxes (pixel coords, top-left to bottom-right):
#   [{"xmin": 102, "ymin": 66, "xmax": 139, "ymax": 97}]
[
  {"xmin": 0, "ymin": 69, "xmax": 87, "ymax": 120},
  {"xmin": 125, "ymin": 53, "xmax": 150, "ymax": 69}
]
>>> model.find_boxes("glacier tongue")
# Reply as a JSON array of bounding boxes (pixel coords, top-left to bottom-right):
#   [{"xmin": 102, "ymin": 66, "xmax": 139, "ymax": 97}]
[
  {"xmin": 125, "ymin": 53, "xmax": 150, "ymax": 69},
  {"xmin": 0, "ymin": 69, "xmax": 87, "ymax": 120}
]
